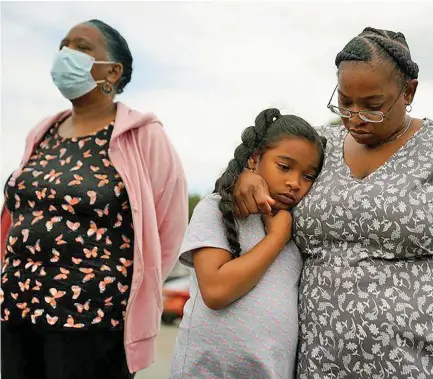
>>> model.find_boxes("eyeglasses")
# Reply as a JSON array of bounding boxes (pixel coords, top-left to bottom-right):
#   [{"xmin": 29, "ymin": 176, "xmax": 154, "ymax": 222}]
[{"xmin": 327, "ymin": 84, "xmax": 407, "ymax": 123}]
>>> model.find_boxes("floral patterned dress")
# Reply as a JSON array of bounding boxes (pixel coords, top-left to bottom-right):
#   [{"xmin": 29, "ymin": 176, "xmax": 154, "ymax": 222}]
[
  {"xmin": 294, "ymin": 118, "xmax": 433, "ymax": 379},
  {"xmin": 1, "ymin": 122, "xmax": 134, "ymax": 330}
]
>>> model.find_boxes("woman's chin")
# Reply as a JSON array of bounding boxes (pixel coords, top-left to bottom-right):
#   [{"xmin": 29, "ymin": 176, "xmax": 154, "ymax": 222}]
[{"xmin": 348, "ymin": 130, "xmax": 381, "ymax": 146}]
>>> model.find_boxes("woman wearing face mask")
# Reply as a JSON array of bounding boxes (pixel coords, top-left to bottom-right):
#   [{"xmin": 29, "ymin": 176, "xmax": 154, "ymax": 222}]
[
  {"xmin": 0, "ymin": 20, "xmax": 188, "ymax": 379},
  {"xmin": 233, "ymin": 27, "xmax": 433, "ymax": 378}
]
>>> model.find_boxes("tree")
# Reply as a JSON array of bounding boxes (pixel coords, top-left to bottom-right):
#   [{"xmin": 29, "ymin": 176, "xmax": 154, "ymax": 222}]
[
  {"xmin": 329, "ymin": 117, "xmax": 343, "ymax": 126},
  {"xmin": 188, "ymin": 194, "xmax": 201, "ymax": 220}
]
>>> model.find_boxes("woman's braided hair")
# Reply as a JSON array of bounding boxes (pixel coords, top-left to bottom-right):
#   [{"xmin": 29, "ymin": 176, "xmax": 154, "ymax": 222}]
[
  {"xmin": 214, "ymin": 109, "xmax": 326, "ymax": 258},
  {"xmin": 335, "ymin": 27, "xmax": 419, "ymax": 83}
]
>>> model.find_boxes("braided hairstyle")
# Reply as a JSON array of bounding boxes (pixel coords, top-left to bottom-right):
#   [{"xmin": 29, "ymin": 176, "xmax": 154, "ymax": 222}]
[
  {"xmin": 335, "ymin": 27, "xmax": 419, "ymax": 84},
  {"xmin": 214, "ymin": 108, "xmax": 326, "ymax": 258}
]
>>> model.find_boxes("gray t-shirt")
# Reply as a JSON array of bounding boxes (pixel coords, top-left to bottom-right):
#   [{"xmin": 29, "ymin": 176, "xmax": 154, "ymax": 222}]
[{"xmin": 169, "ymin": 194, "xmax": 303, "ymax": 379}]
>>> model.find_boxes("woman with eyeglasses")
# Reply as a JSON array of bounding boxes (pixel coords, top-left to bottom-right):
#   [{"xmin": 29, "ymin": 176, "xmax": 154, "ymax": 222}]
[{"xmin": 232, "ymin": 27, "xmax": 432, "ymax": 378}]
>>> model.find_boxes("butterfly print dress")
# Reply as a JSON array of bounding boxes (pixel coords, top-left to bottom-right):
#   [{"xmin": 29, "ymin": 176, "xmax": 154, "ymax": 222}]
[{"xmin": 1, "ymin": 122, "xmax": 134, "ymax": 330}]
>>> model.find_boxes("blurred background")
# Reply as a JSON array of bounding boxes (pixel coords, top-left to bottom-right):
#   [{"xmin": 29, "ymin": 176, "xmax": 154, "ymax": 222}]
[{"xmin": 1, "ymin": 1, "xmax": 433, "ymax": 378}]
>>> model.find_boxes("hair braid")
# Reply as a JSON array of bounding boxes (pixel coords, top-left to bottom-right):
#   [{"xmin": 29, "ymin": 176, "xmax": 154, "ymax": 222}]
[
  {"xmin": 335, "ymin": 50, "xmax": 364, "ymax": 65},
  {"xmin": 335, "ymin": 37, "xmax": 371, "ymax": 66},
  {"xmin": 214, "ymin": 109, "xmax": 281, "ymax": 257},
  {"xmin": 362, "ymin": 27, "xmax": 388, "ymax": 38},
  {"xmin": 335, "ymin": 27, "xmax": 419, "ymax": 82},
  {"xmin": 364, "ymin": 35, "xmax": 419, "ymax": 79},
  {"xmin": 361, "ymin": 28, "xmax": 409, "ymax": 49}
]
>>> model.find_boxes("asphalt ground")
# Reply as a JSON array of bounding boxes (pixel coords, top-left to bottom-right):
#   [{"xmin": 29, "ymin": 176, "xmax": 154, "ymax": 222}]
[{"xmin": 136, "ymin": 323, "xmax": 179, "ymax": 379}]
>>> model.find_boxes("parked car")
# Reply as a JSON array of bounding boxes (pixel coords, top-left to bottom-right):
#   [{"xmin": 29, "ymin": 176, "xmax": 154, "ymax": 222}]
[{"xmin": 162, "ymin": 275, "xmax": 190, "ymax": 325}]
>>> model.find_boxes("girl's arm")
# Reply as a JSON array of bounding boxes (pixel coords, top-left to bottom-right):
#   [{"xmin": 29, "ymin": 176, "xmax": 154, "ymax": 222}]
[{"xmin": 193, "ymin": 211, "xmax": 292, "ymax": 310}]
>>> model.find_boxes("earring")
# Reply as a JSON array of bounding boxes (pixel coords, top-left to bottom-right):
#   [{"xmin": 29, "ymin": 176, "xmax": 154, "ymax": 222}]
[
  {"xmin": 406, "ymin": 103, "xmax": 412, "ymax": 113},
  {"xmin": 101, "ymin": 81, "xmax": 113, "ymax": 95}
]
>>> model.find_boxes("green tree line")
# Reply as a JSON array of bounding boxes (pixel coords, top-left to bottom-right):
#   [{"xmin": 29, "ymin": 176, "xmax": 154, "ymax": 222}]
[{"xmin": 188, "ymin": 194, "xmax": 201, "ymax": 220}]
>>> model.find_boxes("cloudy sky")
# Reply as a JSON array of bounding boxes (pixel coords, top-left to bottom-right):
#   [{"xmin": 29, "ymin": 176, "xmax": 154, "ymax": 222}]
[{"xmin": 2, "ymin": 1, "xmax": 433, "ymax": 198}]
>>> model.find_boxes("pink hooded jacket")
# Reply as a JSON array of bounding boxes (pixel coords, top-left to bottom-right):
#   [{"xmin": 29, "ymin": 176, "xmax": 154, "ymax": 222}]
[{"xmin": 0, "ymin": 102, "xmax": 189, "ymax": 373}]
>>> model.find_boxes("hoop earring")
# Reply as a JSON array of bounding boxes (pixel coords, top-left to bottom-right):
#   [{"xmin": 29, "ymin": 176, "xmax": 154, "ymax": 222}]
[
  {"xmin": 101, "ymin": 81, "xmax": 113, "ymax": 95},
  {"xmin": 406, "ymin": 103, "xmax": 412, "ymax": 113}
]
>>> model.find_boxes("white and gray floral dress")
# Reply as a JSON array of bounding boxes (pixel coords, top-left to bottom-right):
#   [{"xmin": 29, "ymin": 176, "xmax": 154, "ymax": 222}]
[{"xmin": 293, "ymin": 118, "xmax": 433, "ymax": 379}]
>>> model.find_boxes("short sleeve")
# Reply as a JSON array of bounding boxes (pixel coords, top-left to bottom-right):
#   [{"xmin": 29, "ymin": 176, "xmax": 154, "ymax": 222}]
[{"xmin": 179, "ymin": 193, "xmax": 233, "ymax": 268}]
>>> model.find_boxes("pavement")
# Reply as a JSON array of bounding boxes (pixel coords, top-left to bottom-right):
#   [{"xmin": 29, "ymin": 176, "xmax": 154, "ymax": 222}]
[{"xmin": 136, "ymin": 323, "xmax": 179, "ymax": 379}]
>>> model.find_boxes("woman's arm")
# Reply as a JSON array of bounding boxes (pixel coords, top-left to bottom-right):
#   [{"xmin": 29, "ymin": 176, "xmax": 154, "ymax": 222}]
[
  {"xmin": 1, "ymin": 205, "xmax": 12, "ymax": 263},
  {"xmin": 138, "ymin": 122, "xmax": 189, "ymax": 281},
  {"xmin": 156, "ymin": 176, "xmax": 189, "ymax": 280}
]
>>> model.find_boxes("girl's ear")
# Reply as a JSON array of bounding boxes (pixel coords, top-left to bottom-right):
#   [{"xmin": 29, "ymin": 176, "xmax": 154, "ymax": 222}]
[
  {"xmin": 248, "ymin": 151, "xmax": 260, "ymax": 171},
  {"xmin": 247, "ymin": 158, "xmax": 256, "ymax": 172}
]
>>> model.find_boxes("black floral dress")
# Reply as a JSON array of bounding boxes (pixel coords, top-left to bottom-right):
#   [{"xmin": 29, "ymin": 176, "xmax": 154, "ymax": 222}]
[{"xmin": 1, "ymin": 122, "xmax": 134, "ymax": 330}]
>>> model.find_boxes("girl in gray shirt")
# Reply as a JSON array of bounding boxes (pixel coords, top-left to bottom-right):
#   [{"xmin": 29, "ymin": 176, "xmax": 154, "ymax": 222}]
[{"xmin": 169, "ymin": 108, "xmax": 326, "ymax": 378}]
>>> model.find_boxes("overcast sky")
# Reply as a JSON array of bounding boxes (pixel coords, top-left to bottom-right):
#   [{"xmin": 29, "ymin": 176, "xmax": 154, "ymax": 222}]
[{"xmin": 1, "ymin": 1, "xmax": 433, "ymax": 198}]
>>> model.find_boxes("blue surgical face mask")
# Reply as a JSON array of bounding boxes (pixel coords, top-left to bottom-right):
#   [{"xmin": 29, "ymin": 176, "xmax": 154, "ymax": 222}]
[{"xmin": 50, "ymin": 46, "xmax": 116, "ymax": 100}]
